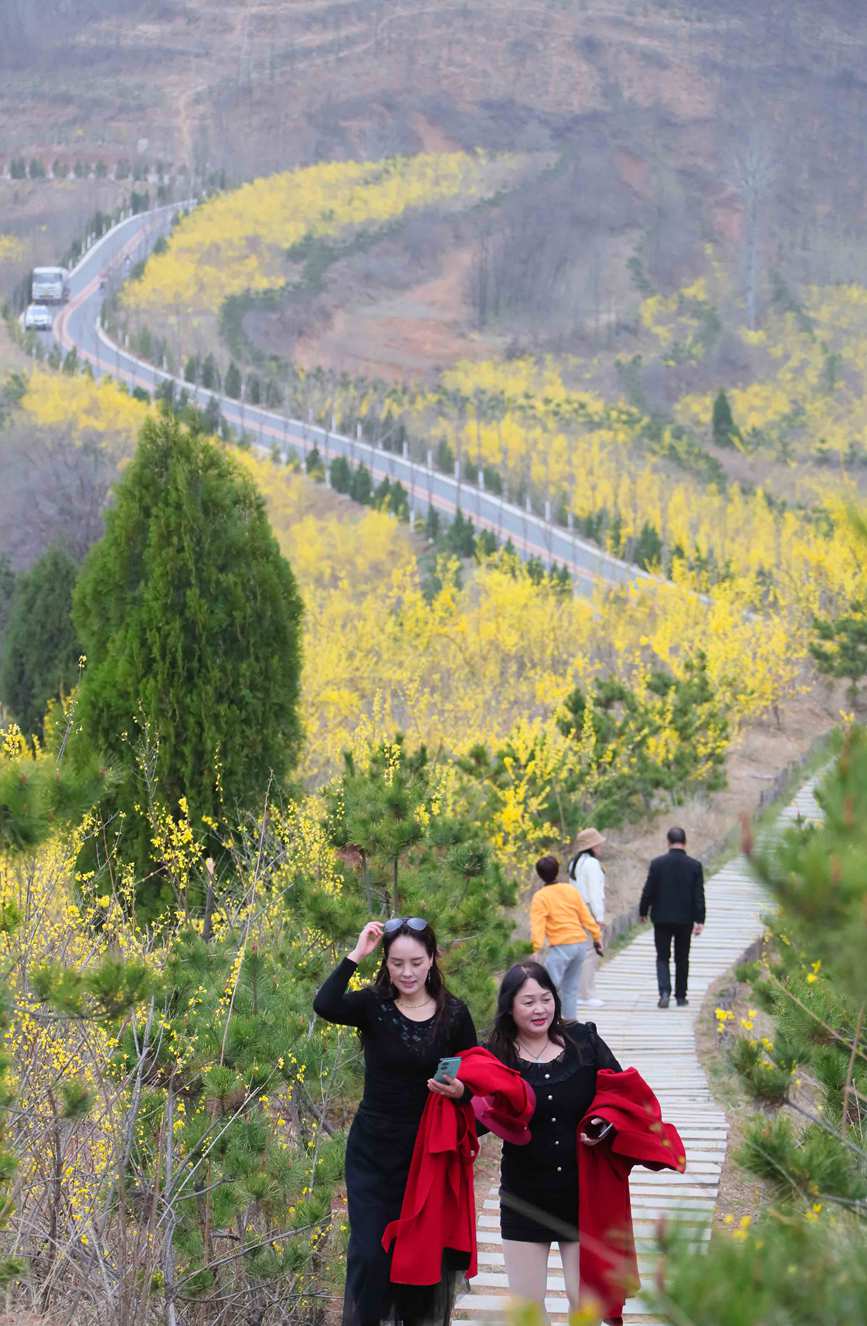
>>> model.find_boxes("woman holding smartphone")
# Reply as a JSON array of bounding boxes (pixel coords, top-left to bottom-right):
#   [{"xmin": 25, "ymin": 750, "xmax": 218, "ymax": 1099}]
[
  {"xmin": 313, "ymin": 918, "xmax": 477, "ymax": 1326},
  {"xmin": 484, "ymin": 961, "xmax": 621, "ymax": 1320}
]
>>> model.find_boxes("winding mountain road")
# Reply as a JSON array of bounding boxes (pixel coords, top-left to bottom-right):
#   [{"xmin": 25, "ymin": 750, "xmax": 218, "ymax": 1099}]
[{"xmin": 51, "ymin": 204, "xmax": 648, "ymax": 594}]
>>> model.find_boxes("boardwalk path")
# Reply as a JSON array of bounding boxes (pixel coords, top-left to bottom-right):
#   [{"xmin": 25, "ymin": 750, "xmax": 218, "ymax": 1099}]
[{"xmin": 456, "ymin": 775, "xmax": 824, "ymax": 1325}]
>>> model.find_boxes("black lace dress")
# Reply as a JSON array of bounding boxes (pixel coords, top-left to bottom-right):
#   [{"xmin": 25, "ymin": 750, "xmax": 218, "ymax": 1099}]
[
  {"xmin": 497, "ymin": 1023, "xmax": 621, "ymax": 1243},
  {"xmin": 313, "ymin": 958, "xmax": 477, "ymax": 1326}
]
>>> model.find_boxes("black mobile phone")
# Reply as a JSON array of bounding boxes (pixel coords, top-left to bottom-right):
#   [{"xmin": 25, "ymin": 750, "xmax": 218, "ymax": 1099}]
[
  {"xmin": 434, "ymin": 1055, "xmax": 461, "ymax": 1083},
  {"xmin": 584, "ymin": 1116, "xmax": 614, "ymax": 1141}
]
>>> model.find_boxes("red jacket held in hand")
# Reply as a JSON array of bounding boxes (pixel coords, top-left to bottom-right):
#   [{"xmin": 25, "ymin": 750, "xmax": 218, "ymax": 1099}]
[
  {"xmin": 579, "ymin": 1067, "xmax": 686, "ymax": 1325},
  {"xmin": 381, "ymin": 1047, "xmax": 535, "ymax": 1286}
]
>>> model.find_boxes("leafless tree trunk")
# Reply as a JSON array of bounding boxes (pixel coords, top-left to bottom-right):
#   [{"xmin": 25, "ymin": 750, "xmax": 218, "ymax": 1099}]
[{"xmin": 732, "ymin": 136, "xmax": 776, "ymax": 330}]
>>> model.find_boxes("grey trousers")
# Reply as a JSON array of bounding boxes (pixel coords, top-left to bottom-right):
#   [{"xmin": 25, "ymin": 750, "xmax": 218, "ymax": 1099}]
[{"xmin": 545, "ymin": 939, "xmax": 594, "ymax": 1018}]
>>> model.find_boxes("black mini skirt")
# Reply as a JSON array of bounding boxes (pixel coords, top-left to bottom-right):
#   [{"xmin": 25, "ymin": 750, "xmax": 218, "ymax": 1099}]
[{"xmin": 500, "ymin": 1180, "xmax": 579, "ymax": 1243}]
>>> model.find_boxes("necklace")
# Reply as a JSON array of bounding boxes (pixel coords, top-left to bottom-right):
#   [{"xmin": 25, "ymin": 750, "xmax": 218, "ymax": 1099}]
[
  {"xmin": 516, "ymin": 1038, "xmax": 551, "ymax": 1062},
  {"xmin": 398, "ymin": 995, "xmax": 434, "ymax": 1009}
]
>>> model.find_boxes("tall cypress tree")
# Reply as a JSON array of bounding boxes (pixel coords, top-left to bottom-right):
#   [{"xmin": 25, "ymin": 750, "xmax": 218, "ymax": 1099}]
[
  {"xmin": 712, "ymin": 389, "xmax": 739, "ymax": 448},
  {"xmin": 0, "ymin": 554, "xmax": 14, "ymax": 639},
  {"xmin": 73, "ymin": 415, "xmax": 303, "ymax": 900},
  {"xmin": 0, "ymin": 546, "xmax": 81, "ymax": 738}
]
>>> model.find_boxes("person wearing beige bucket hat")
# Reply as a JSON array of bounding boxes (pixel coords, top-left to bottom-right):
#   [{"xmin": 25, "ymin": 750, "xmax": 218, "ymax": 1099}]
[{"xmin": 568, "ymin": 828, "xmax": 607, "ymax": 1008}]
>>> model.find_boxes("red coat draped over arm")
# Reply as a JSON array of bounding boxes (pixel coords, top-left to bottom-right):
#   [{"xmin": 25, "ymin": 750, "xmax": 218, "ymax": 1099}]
[
  {"xmin": 381, "ymin": 1047, "xmax": 535, "ymax": 1286},
  {"xmin": 578, "ymin": 1066, "xmax": 686, "ymax": 1325}
]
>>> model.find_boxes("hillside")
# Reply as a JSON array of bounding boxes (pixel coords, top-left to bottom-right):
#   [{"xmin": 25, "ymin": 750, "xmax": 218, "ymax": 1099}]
[{"xmin": 3, "ymin": 3, "xmax": 867, "ymax": 291}]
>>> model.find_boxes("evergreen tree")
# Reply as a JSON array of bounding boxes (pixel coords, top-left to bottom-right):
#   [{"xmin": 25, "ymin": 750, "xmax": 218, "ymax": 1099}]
[
  {"xmin": 325, "ymin": 738, "xmax": 521, "ymax": 1012},
  {"xmin": 435, "ymin": 438, "xmax": 455, "ymax": 474},
  {"xmin": 633, "ymin": 521, "xmax": 664, "ymax": 569},
  {"xmin": 476, "ymin": 529, "xmax": 498, "ymax": 557},
  {"xmin": 183, "ymin": 355, "xmax": 199, "ymax": 384},
  {"xmin": 72, "ymin": 416, "xmax": 303, "ymax": 901},
  {"xmin": 425, "ymin": 505, "xmax": 441, "ymax": 541},
  {"xmin": 200, "ymin": 353, "xmax": 219, "ymax": 390},
  {"xmin": 202, "ymin": 394, "xmax": 222, "ymax": 435},
  {"xmin": 810, "ymin": 601, "xmax": 867, "ymax": 702},
  {"xmin": 0, "ymin": 733, "xmax": 105, "ymax": 856},
  {"xmin": 446, "ymin": 510, "xmax": 476, "ymax": 558},
  {"xmin": 329, "ymin": 456, "xmax": 352, "ymax": 494},
  {"xmin": 0, "ymin": 555, "xmax": 14, "ymax": 640},
  {"xmin": 373, "ymin": 477, "xmax": 393, "ymax": 510},
  {"xmin": 712, "ymin": 389, "xmax": 739, "ymax": 448},
  {"xmin": 349, "ymin": 464, "xmax": 373, "ymax": 505},
  {"xmin": 0, "ymin": 547, "xmax": 81, "ymax": 738},
  {"xmin": 305, "ymin": 446, "xmax": 324, "ymax": 480},
  {"xmin": 224, "ymin": 361, "xmax": 242, "ymax": 400},
  {"xmin": 388, "ymin": 480, "xmax": 410, "ymax": 520},
  {"xmin": 264, "ymin": 379, "xmax": 283, "ymax": 409},
  {"xmin": 155, "ymin": 377, "xmax": 176, "ymax": 412},
  {"xmin": 246, "ymin": 374, "xmax": 261, "ymax": 405},
  {"xmin": 483, "ymin": 465, "xmax": 503, "ymax": 495}
]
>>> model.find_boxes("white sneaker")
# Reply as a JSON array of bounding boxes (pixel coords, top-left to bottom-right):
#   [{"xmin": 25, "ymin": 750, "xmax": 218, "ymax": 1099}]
[{"xmin": 577, "ymin": 997, "xmax": 604, "ymax": 1008}]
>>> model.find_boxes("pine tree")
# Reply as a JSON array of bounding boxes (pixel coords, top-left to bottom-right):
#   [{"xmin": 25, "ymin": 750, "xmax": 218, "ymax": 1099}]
[
  {"xmin": 633, "ymin": 521, "xmax": 664, "ymax": 569},
  {"xmin": 200, "ymin": 353, "xmax": 219, "ymax": 390},
  {"xmin": 0, "ymin": 547, "xmax": 81, "ymax": 738},
  {"xmin": 349, "ymin": 464, "xmax": 373, "ymax": 505},
  {"xmin": 446, "ymin": 510, "xmax": 475, "ymax": 558},
  {"xmin": 203, "ymin": 394, "xmax": 222, "ymax": 435},
  {"xmin": 435, "ymin": 438, "xmax": 455, "ymax": 474},
  {"xmin": 712, "ymin": 389, "xmax": 739, "ymax": 448},
  {"xmin": 72, "ymin": 415, "xmax": 303, "ymax": 902},
  {"xmin": 329, "ymin": 456, "xmax": 351, "ymax": 494},
  {"xmin": 0, "ymin": 555, "xmax": 14, "ymax": 640},
  {"xmin": 425, "ymin": 505, "xmax": 441, "ymax": 541},
  {"xmin": 325, "ymin": 737, "xmax": 520, "ymax": 1011},
  {"xmin": 810, "ymin": 602, "xmax": 867, "ymax": 702},
  {"xmin": 224, "ymin": 361, "xmax": 242, "ymax": 400}
]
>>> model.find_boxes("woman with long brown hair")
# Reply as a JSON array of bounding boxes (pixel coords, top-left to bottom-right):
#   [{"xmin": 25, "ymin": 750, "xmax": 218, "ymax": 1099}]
[
  {"xmin": 313, "ymin": 918, "xmax": 477, "ymax": 1326},
  {"xmin": 485, "ymin": 961, "xmax": 621, "ymax": 1319}
]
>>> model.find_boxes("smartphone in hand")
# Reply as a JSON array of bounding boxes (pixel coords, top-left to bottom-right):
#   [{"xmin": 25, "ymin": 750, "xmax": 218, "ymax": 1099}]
[{"xmin": 434, "ymin": 1056, "xmax": 462, "ymax": 1083}]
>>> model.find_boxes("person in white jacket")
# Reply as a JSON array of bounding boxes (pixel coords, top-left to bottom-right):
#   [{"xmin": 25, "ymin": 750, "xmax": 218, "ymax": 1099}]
[{"xmin": 568, "ymin": 827, "xmax": 607, "ymax": 1007}]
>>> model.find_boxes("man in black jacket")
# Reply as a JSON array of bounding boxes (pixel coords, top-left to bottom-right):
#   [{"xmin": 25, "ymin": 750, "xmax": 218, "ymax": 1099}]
[{"xmin": 639, "ymin": 826, "xmax": 705, "ymax": 1008}]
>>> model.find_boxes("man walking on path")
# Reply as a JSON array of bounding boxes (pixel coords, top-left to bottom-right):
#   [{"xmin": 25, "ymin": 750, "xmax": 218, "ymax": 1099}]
[
  {"xmin": 531, "ymin": 855, "xmax": 604, "ymax": 1018},
  {"xmin": 639, "ymin": 827, "xmax": 705, "ymax": 1009}
]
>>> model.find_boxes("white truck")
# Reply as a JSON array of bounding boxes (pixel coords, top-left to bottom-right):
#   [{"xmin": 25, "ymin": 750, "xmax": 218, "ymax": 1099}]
[{"xmin": 31, "ymin": 266, "xmax": 69, "ymax": 303}]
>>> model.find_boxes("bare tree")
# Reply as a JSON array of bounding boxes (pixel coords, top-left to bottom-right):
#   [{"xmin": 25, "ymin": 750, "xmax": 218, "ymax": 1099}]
[
  {"xmin": 731, "ymin": 134, "xmax": 777, "ymax": 330},
  {"xmin": 1, "ymin": 426, "xmax": 117, "ymax": 567}
]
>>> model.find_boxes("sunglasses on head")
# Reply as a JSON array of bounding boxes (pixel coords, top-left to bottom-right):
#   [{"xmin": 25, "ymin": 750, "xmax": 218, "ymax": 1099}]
[{"xmin": 383, "ymin": 916, "xmax": 428, "ymax": 935}]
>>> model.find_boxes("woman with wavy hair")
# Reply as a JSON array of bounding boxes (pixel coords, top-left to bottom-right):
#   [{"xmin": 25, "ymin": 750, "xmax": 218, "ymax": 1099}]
[
  {"xmin": 313, "ymin": 917, "xmax": 477, "ymax": 1326},
  {"xmin": 485, "ymin": 961, "xmax": 621, "ymax": 1319}
]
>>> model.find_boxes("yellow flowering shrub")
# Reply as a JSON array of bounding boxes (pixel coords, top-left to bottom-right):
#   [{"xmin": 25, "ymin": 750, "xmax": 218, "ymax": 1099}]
[
  {"xmin": 21, "ymin": 368, "xmax": 152, "ymax": 450},
  {"xmin": 123, "ymin": 151, "xmax": 521, "ymax": 318}
]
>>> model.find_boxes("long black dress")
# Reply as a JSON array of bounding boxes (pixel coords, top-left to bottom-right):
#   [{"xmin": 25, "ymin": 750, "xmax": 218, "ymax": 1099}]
[
  {"xmin": 313, "ymin": 957, "xmax": 477, "ymax": 1326},
  {"xmin": 497, "ymin": 1022, "xmax": 621, "ymax": 1243}
]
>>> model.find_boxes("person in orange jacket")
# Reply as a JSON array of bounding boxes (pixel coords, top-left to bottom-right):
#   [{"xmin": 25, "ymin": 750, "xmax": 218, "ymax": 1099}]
[{"xmin": 530, "ymin": 855, "xmax": 603, "ymax": 1018}]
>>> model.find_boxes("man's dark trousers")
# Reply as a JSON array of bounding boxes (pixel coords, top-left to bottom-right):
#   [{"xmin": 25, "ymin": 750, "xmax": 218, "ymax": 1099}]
[{"xmin": 654, "ymin": 922, "xmax": 692, "ymax": 1001}]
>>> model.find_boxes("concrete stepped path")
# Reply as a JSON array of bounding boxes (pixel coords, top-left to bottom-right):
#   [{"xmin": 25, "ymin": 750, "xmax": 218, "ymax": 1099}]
[{"xmin": 455, "ymin": 775, "xmax": 824, "ymax": 1325}]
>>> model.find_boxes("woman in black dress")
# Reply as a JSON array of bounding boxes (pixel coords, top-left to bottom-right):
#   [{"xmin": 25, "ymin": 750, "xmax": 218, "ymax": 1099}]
[
  {"xmin": 313, "ymin": 918, "xmax": 477, "ymax": 1326},
  {"xmin": 485, "ymin": 961, "xmax": 621, "ymax": 1318}
]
